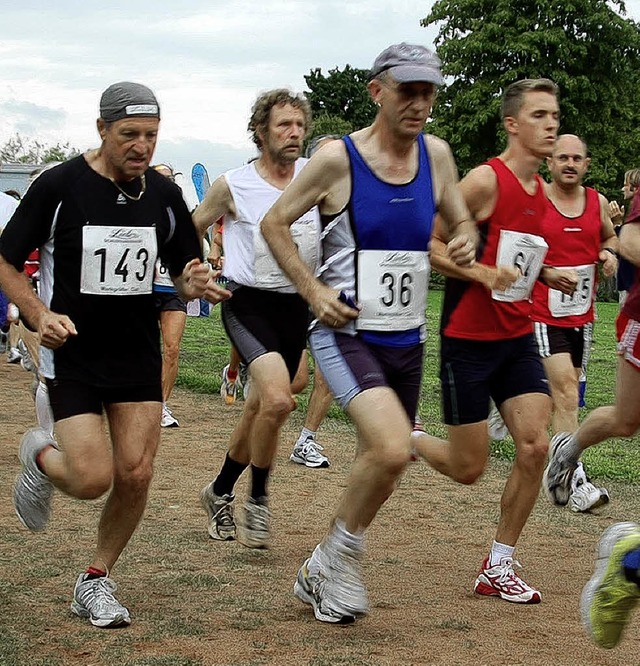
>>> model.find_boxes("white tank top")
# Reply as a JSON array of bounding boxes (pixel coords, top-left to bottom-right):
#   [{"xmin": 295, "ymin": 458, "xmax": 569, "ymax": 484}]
[{"xmin": 222, "ymin": 160, "xmax": 320, "ymax": 292}]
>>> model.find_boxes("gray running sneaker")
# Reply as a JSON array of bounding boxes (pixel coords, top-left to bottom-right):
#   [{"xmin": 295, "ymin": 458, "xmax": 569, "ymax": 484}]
[
  {"xmin": 569, "ymin": 462, "xmax": 610, "ymax": 513},
  {"xmin": 14, "ymin": 428, "xmax": 57, "ymax": 531},
  {"xmin": 543, "ymin": 432, "xmax": 578, "ymax": 506},
  {"xmin": 71, "ymin": 573, "xmax": 131, "ymax": 628},
  {"xmin": 7, "ymin": 346, "xmax": 21, "ymax": 363},
  {"xmin": 18, "ymin": 339, "xmax": 36, "ymax": 373},
  {"xmin": 237, "ymin": 497, "xmax": 270, "ymax": 549},
  {"xmin": 294, "ymin": 542, "xmax": 369, "ymax": 623},
  {"xmin": 200, "ymin": 483, "xmax": 235, "ymax": 541},
  {"xmin": 290, "ymin": 436, "xmax": 330, "ymax": 468}
]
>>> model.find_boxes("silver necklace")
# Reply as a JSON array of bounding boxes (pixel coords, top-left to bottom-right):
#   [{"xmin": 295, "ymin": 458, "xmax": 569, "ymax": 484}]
[{"xmin": 110, "ymin": 174, "xmax": 146, "ymax": 201}]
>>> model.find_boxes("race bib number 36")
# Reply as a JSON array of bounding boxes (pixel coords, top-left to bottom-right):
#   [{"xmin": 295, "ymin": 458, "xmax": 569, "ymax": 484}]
[
  {"xmin": 492, "ymin": 230, "xmax": 548, "ymax": 303},
  {"xmin": 81, "ymin": 225, "xmax": 157, "ymax": 295},
  {"xmin": 356, "ymin": 250, "xmax": 429, "ymax": 331}
]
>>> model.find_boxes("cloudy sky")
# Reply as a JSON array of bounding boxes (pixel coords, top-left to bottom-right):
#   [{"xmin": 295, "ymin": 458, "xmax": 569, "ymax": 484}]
[{"xmin": 2, "ymin": 0, "xmax": 640, "ymax": 206}]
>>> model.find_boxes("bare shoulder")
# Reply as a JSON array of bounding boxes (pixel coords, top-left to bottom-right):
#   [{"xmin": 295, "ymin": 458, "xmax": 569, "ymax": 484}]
[
  {"xmin": 423, "ymin": 133, "xmax": 454, "ymax": 160},
  {"xmin": 306, "ymin": 137, "xmax": 350, "ymax": 177},
  {"xmin": 458, "ymin": 163, "xmax": 498, "ymax": 219}
]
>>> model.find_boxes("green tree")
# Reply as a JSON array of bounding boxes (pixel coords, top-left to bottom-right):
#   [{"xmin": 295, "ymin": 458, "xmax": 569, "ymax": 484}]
[
  {"xmin": 422, "ymin": 0, "xmax": 640, "ymax": 199},
  {"xmin": 0, "ymin": 133, "xmax": 80, "ymax": 165},
  {"xmin": 307, "ymin": 112, "xmax": 353, "ymax": 146},
  {"xmin": 304, "ymin": 65, "xmax": 377, "ymax": 132}
]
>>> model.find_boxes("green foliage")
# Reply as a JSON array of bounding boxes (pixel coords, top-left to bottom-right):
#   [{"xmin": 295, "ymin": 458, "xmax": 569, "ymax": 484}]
[
  {"xmin": 304, "ymin": 65, "xmax": 377, "ymax": 132},
  {"xmin": 0, "ymin": 133, "xmax": 80, "ymax": 165},
  {"xmin": 308, "ymin": 112, "xmax": 353, "ymax": 143},
  {"xmin": 422, "ymin": 0, "xmax": 640, "ymax": 199}
]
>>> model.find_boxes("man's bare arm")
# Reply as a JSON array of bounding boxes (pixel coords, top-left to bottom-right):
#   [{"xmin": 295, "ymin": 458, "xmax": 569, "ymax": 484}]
[
  {"xmin": 192, "ymin": 176, "xmax": 234, "ymax": 238},
  {"xmin": 261, "ymin": 145, "xmax": 357, "ymax": 326},
  {"xmin": 597, "ymin": 194, "xmax": 619, "ymax": 278},
  {"xmin": 0, "ymin": 255, "xmax": 76, "ymax": 348},
  {"xmin": 426, "ymin": 135, "xmax": 477, "ymax": 267}
]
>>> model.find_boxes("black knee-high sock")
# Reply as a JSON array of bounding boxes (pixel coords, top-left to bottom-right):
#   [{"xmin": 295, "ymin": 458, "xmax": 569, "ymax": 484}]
[
  {"xmin": 213, "ymin": 453, "xmax": 248, "ymax": 496},
  {"xmin": 250, "ymin": 464, "xmax": 270, "ymax": 502}
]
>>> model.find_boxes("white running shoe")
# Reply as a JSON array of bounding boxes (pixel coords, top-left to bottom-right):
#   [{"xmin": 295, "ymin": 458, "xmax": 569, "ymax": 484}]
[
  {"xmin": 71, "ymin": 573, "xmax": 131, "ymax": 628},
  {"xmin": 161, "ymin": 403, "xmax": 179, "ymax": 428},
  {"xmin": 474, "ymin": 556, "xmax": 541, "ymax": 604},
  {"xmin": 7, "ymin": 346, "xmax": 21, "ymax": 364},
  {"xmin": 200, "ymin": 482, "xmax": 235, "ymax": 541},
  {"xmin": 13, "ymin": 428, "xmax": 57, "ymax": 532},
  {"xmin": 569, "ymin": 462, "xmax": 610, "ymax": 513},
  {"xmin": 543, "ymin": 431, "xmax": 578, "ymax": 506},
  {"xmin": 488, "ymin": 404, "xmax": 508, "ymax": 440},
  {"xmin": 294, "ymin": 541, "xmax": 369, "ymax": 623},
  {"xmin": 290, "ymin": 436, "xmax": 330, "ymax": 468},
  {"xmin": 17, "ymin": 339, "xmax": 36, "ymax": 372},
  {"xmin": 220, "ymin": 364, "xmax": 238, "ymax": 405},
  {"xmin": 237, "ymin": 497, "xmax": 270, "ymax": 549}
]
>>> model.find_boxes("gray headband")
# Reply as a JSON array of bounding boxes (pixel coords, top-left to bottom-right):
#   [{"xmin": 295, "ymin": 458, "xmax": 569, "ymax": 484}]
[{"xmin": 99, "ymin": 82, "xmax": 160, "ymax": 122}]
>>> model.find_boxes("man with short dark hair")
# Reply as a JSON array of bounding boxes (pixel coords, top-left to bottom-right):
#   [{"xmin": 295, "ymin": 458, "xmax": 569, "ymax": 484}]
[
  {"xmin": 195, "ymin": 89, "xmax": 320, "ymax": 549},
  {"xmin": 261, "ymin": 43, "xmax": 476, "ymax": 623},
  {"xmin": 0, "ymin": 81, "xmax": 223, "ymax": 627},
  {"xmin": 415, "ymin": 78, "xmax": 570, "ymax": 604}
]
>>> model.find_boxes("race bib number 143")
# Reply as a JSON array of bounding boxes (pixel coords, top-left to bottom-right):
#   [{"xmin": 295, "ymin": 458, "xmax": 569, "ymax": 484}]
[{"xmin": 81, "ymin": 225, "xmax": 157, "ymax": 295}]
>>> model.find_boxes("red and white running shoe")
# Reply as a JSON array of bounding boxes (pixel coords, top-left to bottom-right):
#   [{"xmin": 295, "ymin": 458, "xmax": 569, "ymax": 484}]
[{"xmin": 474, "ymin": 556, "xmax": 541, "ymax": 604}]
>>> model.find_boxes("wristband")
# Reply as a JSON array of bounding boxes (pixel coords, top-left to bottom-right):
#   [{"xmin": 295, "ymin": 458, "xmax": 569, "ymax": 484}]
[{"xmin": 603, "ymin": 247, "xmax": 618, "ymax": 258}]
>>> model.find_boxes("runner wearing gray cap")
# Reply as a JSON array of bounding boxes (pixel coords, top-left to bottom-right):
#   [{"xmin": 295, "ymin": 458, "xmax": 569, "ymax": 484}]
[
  {"xmin": 0, "ymin": 81, "xmax": 228, "ymax": 628},
  {"xmin": 261, "ymin": 43, "xmax": 476, "ymax": 624}
]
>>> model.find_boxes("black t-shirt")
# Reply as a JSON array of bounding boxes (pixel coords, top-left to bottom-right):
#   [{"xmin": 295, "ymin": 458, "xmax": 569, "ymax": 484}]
[{"xmin": 0, "ymin": 155, "xmax": 202, "ymax": 387}]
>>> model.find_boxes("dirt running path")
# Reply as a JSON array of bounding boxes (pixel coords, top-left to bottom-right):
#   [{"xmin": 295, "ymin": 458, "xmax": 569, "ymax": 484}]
[{"xmin": 0, "ymin": 360, "xmax": 638, "ymax": 665}]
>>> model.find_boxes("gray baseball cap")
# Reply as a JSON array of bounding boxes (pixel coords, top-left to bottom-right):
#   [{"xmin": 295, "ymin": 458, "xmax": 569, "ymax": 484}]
[
  {"xmin": 370, "ymin": 43, "xmax": 444, "ymax": 85},
  {"xmin": 99, "ymin": 82, "xmax": 160, "ymax": 122}
]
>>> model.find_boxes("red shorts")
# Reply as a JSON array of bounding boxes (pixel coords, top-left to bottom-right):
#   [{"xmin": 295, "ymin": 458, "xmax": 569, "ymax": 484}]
[{"xmin": 616, "ymin": 312, "xmax": 640, "ymax": 369}]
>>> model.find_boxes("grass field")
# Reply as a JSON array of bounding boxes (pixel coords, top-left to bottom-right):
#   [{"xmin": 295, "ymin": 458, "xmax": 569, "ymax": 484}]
[{"xmin": 176, "ymin": 291, "xmax": 640, "ymax": 483}]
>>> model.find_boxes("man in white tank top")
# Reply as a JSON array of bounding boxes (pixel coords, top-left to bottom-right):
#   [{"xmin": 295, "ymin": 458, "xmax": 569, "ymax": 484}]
[{"xmin": 194, "ymin": 89, "xmax": 320, "ymax": 549}]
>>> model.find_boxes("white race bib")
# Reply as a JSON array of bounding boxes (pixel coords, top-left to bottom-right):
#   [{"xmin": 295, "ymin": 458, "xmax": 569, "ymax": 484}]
[
  {"xmin": 254, "ymin": 212, "xmax": 319, "ymax": 289},
  {"xmin": 81, "ymin": 225, "xmax": 157, "ymax": 295},
  {"xmin": 548, "ymin": 264, "xmax": 595, "ymax": 317},
  {"xmin": 492, "ymin": 230, "xmax": 548, "ymax": 303},
  {"xmin": 153, "ymin": 257, "xmax": 174, "ymax": 288},
  {"xmin": 356, "ymin": 250, "xmax": 429, "ymax": 331}
]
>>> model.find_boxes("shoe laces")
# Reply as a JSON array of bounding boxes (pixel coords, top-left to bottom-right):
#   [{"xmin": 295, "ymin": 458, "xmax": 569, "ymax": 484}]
[
  {"xmin": 490, "ymin": 558, "xmax": 530, "ymax": 589},
  {"xmin": 214, "ymin": 498, "xmax": 234, "ymax": 528},
  {"xmin": 300, "ymin": 438, "xmax": 325, "ymax": 456},
  {"xmin": 78, "ymin": 576, "xmax": 121, "ymax": 612}
]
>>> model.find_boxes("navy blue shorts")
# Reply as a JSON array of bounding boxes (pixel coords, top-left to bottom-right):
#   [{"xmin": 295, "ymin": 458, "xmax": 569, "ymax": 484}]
[
  {"xmin": 46, "ymin": 378, "xmax": 162, "ymax": 422},
  {"xmin": 440, "ymin": 333, "xmax": 550, "ymax": 426},
  {"xmin": 310, "ymin": 326, "xmax": 424, "ymax": 421}
]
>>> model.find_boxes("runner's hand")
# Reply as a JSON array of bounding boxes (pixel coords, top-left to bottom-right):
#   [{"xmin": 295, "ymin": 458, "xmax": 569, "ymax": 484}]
[
  {"xmin": 609, "ymin": 201, "xmax": 624, "ymax": 223},
  {"xmin": 446, "ymin": 234, "xmax": 476, "ymax": 267},
  {"xmin": 38, "ymin": 311, "xmax": 77, "ymax": 349},
  {"xmin": 482, "ymin": 265, "xmax": 520, "ymax": 291},
  {"xmin": 544, "ymin": 268, "xmax": 578, "ymax": 295},
  {"xmin": 310, "ymin": 284, "xmax": 360, "ymax": 329}
]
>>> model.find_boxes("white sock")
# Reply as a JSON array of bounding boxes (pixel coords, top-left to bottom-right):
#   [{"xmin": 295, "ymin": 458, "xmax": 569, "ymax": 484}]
[
  {"xmin": 330, "ymin": 519, "xmax": 365, "ymax": 553},
  {"xmin": 297, "ymin": 427, "xmax": 316, "ymax": 445},
  {"xmin": 489, "ymin": 540, "xmax": 514, "ymax": 567}
]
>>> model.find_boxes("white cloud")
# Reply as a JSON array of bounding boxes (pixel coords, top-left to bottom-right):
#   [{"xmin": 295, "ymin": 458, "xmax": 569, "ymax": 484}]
[{"xmin": 1, "ymin": 0, "xmax": 638, "ymax": 180}]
